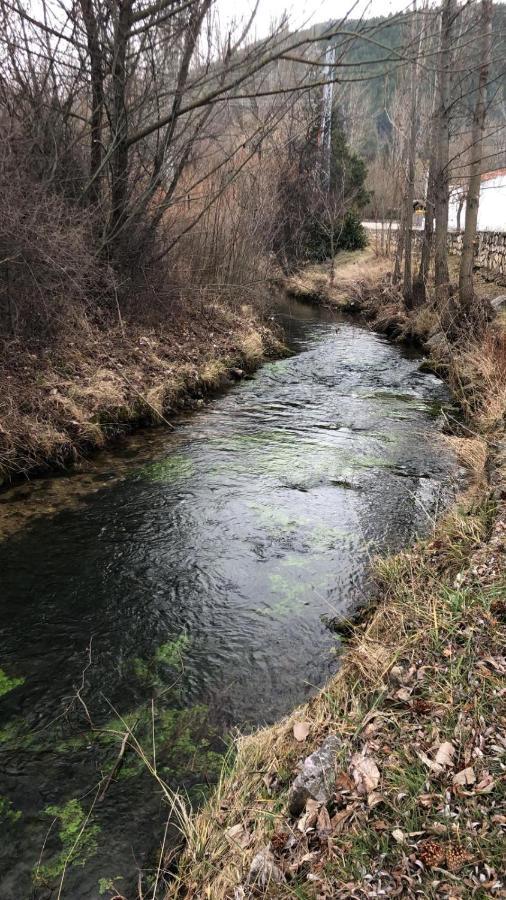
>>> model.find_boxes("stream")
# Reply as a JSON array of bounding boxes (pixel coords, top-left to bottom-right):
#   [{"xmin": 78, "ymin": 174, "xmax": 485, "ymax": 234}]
[{"xmin": 0, "ymin": 298, "xmax": 461, "ymax": 899}]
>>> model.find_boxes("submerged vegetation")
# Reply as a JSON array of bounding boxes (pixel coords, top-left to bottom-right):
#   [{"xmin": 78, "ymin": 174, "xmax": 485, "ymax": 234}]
[{"xmin": 0, "ymin": 667, "xmax": 24, "ymax": 697}]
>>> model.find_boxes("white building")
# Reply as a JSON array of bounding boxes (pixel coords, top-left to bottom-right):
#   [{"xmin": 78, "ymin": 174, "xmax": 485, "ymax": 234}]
[{"xmin": 449, "ymin": 169, "xmax": 506, "ymax": 232}]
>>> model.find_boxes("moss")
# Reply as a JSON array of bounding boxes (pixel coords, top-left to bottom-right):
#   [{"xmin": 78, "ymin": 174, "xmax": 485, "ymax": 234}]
[
  {"xmin": 0, "ymin": 667, "xmax": 24, "ymax": 697},
  {"xmin": 34, "ymin": 799, "xmax": 100, "ymax": 886}
]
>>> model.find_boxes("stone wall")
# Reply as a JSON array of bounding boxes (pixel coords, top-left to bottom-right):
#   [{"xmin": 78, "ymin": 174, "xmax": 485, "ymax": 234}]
[{"xmin": 448, "ymin": 230, "xmax": 506, "ymax": 284}]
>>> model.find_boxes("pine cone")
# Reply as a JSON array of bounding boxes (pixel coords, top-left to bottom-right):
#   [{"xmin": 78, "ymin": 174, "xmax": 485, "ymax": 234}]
[
  {"xmin": 417, "ymin": 839, "xmax": 446, "ymax": 868},
  {"xmin": 445, "ymin": 844, "xmax": 473, "ymax": 873}
]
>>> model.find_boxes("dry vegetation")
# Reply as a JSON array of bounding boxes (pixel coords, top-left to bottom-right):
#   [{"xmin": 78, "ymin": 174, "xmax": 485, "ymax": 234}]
[
  {"xmin": 0, "ymin": 302, "xmax": 280, "ymax": 485},
  {"xmin": 167, "ymin": 252, "xmax": 506, "ymax": 900},
  {"xmin": 283, "ymin": 248, "xmax": 390, "ymax": 308}
]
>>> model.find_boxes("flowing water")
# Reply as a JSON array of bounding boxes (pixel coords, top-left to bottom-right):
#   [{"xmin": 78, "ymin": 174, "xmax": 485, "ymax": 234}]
[{"xmin": 0, "ymin": 299, "xmax": 461, "ymax": 899}]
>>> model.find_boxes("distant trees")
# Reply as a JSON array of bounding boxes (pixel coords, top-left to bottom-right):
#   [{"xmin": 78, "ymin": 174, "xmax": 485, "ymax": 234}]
[
  {"xmin": 386, "ymin": 0, "xmax": 504, "ymax": 318},
  {"xmin": 272, "ymin": 110, "xmax": 368, "ymax": 272}
]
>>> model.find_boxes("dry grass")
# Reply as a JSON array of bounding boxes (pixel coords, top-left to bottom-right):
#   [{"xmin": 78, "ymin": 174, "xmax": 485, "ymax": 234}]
[
  {"xmin": 283, "ymin": 248, "xmax": 390, "ymax": 309},
  {"xmin": 0, "ymin": 303, "xmax": 282, "ymax": 486}
]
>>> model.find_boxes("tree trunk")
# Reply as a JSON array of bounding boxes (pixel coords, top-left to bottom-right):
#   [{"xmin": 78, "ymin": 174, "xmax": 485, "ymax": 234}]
[
  {"xmin": 456, "ymin": 194, "xmax": 464, "ymax": 231},
  {"xmin": 79, "ymin": 0, "xmax": 104, "ymax": 204},
  {"xmin": 459, "ymin": 0, "xmax": 492, "ymax": 310},
  {"xmin": 433, "ymin": 0, "xmax": 454, "ymax": 300},
  {"xmin": 402, "ymin": 6, "xmax": 422, "ymax": 308},
  {"xmin": 107, "ymin": 0, "xmax": 134, "ymax": 248},
  {"xmin": 413, "ymin": 38, "xmax": 440, "ymax": 305}
]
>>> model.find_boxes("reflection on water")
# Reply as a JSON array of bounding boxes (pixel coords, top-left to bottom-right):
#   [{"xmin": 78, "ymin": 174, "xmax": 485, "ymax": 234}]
[{"xmin": 0, "ymin": 299, "xmax": 459, "ymax": 898}]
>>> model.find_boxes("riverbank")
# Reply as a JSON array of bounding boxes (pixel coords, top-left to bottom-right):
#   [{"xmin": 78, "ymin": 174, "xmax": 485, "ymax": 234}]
[
  {"xmin": 168, "ymin": 252, "xmax": 505, "ymax": 898},
  {"xmin": 0, "ymin": 301, "xmax": 281, "ymax": 488}
]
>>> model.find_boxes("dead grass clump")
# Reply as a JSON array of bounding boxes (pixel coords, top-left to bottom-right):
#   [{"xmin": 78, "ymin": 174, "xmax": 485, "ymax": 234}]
[
  {"xmin": 283, "ymin": 249, "xmax": 390, "ymax": 310},
  {"xmin": 0, "ymin": 305, "xmax": 278, "ymax": 486},
  {"xmin": 448, "ymin": 329, "xmax": 506, "ymax": 431}
]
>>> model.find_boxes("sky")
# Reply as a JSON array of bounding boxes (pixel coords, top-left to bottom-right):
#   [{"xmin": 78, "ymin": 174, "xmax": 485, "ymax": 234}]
[{"xmin": 216, "ymin": 0, "xmax": 414, "ymax": 39}]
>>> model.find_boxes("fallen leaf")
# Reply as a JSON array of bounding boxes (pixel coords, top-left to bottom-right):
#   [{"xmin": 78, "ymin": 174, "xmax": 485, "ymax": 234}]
[
  {"xmin": 225, "ymin": 823, "xmax": 252, "ymax": 849},
  {"xmin": 394, "ymin": 687, "xmax": 412, "ymax": 702},
  {"xmin": 335, "ymin": 771, "xmax": 354, "ymax": 792},
  {"xmin": 316, "ymin": 805, "xmax": 332, "ymax": 837},
  {"xmin": 434, "ymin": 741, "xmax": 455, "ymax": 768},
  {"xmin": 350, "ymin": 752, "xmax": 380, "ymax": 795},
  {"xmin": 297, "ymin": 798, "xmax": 320, "ymax": 833},
  {"xmin": 452, "ymin": 766, "xmax": 476, "ymax": 786},
  {"xmin": 293, "ymin": 721, "xmax": 311, "ymax": 742},
  {"xmin": 392, "ymin": 828, "xmax": 405, "ymax": 843},
  {"xmin": 475, "ymin": 773, "xmax": 495, "ymax": 793},
  {"xmin": 417, "ymin": 749, "xmax": 443, "ymax": 775},
  {"xmin": 331, "ymin": 803, "xmax": 356, "ymax": 833},
  {"xmin": 367, "ymin": 791, "xmax": 384, "ymax": 808}
]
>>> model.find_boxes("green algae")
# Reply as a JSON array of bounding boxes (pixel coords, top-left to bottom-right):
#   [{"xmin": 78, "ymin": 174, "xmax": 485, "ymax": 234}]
[
  {"xmin": 34, "ymin": 799, "xmax": 100, "ymax": 885},
  {"xmin": 308, "ymin": 524, "xmax": 350, "ymax": 550},
  {"xmin": 0, "ymin": 667, "xmax": 24, "ymax": 697},
  {"xmin": 157, "ymin": 706, "xmax": 224, "ymax": 782},
  {"xmin": 155, "ymin": 632, "xmax": 190, "ymax": 669},
  {"xmin": 249, "ymin": 502, "xmax": 310, "ymax": 533},
  {"xmin": 0, "ymin": 795, "xmax": 21, "ymax": 824},
  {"xmin": 138, "ymin": 454, "xmax": 194, "ymax": 482}
]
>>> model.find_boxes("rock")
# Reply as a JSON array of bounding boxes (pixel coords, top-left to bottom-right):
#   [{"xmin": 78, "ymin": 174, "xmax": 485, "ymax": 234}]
[
  {"xmin": 491, "ymin": 294, "xmax": 506, "ymax": 312},
  {"xmin": 230, "ymin": 367, "xmax": 245, "ymax": 379},
  {"xmin": 247, "ymin": 846, "xmax": 285, "ymax": 888},
  {"xmin": 288, "ymin": 734, "xmax": 341, "ymax": 816},
  {"xmin": 424, "ymin": 331, "xmax": 449, "ymax": 356}
]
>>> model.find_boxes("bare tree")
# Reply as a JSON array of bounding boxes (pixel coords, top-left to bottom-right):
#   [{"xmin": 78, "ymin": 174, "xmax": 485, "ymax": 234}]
[
  {"xmin": 433, "ymin": 0, "xmax": 455, "ymax": 300},
  {"xmin": 458, "ymin": 0, "xmax": 493, "ymax": 310}
]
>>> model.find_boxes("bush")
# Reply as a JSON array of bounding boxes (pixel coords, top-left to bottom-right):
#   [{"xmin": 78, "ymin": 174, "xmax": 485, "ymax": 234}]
[{"xmin": 302, "ymin": 210, "xmax": 368, "ymax": 263}]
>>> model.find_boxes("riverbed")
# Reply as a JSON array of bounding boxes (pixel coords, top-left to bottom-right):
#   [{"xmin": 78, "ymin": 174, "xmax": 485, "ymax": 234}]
[{"xmin": 0, "ymin": 299, "xmax": 460, "ymax": 898}]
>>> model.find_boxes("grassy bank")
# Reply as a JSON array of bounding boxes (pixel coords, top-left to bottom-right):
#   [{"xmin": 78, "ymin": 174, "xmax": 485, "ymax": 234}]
[
  {"xmin": 168, "ymin": 252, "xmax": 505, "ymax": 899},
  {"xmin": 0, "ymin": 301, "xmax": 281, "ymax": 488}
]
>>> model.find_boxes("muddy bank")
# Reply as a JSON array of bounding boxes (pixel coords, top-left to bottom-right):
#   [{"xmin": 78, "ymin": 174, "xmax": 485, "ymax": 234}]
[{"xmin": 0, "ymin": 302, "xmax": 281, "ymax": 489}]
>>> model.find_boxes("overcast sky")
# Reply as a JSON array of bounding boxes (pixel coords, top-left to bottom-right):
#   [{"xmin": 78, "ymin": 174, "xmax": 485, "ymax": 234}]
[{"xmin": 216, "ymin": 0, "xmax": 413, "ymax": 38}]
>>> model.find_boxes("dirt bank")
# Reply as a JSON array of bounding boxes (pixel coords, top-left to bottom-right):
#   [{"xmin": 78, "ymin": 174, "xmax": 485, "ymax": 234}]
[
  {"xmin": 168, "ymin": 252, "xmax": 506, "ymax": 899},
  {"xmin": 0, "ymin": 302, "xmax": 281, "ymax": 488}
]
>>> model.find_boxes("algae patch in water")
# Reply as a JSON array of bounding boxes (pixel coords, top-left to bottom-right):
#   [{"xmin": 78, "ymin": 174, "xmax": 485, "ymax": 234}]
[
  {"xmin": 155, "ymin": 632, "xmax": 190, "ymax": 668},
  {"xmin": 137, "ymin": 454, "xmax": 194, "ymax": 482},
  {"xmin": 34, "ymin": 799, "xmax": 100, "ymax": 886},
  {"xmin": 0, "ymin": 795, "xmax": 21, "ymax": 824},
  {"xmin": 132, "ymin": 632, "xmax": 190, "ymax": 686},
  {"xmin": 0, "ymin": 667, "xmax": 24, "ymax": 697}
]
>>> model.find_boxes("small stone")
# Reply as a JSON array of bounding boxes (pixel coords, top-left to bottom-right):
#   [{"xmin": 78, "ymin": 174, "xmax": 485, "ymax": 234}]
[
  {"xmin": 288, "ymin": 734, "xmax": 341, "ymax": 816},
  {"xmin": 491, "ymin": 294, "xmax": 506, "ymax": 312}
]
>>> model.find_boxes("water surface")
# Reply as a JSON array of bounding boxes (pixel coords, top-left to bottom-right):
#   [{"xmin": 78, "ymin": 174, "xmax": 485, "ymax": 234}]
[{"xmin": 0, "ymin": 299, "xmax": 459, "ymax": 899}]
